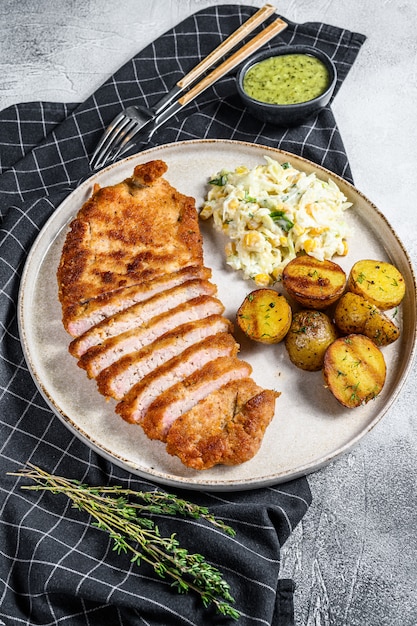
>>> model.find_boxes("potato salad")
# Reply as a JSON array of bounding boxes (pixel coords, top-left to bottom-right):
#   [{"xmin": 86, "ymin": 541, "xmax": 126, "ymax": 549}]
[{"xmin": 200, "ymin": 156, "xmax": 352, "ymax": 286}]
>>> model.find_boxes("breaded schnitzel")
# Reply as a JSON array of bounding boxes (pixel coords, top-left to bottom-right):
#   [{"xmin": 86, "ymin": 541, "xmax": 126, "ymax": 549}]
[{"xmin": 57, "ymin": 160, "xmax": 278, "ymax": 469}]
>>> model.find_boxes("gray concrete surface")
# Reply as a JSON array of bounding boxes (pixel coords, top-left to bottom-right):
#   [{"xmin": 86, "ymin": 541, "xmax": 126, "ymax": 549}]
[{"xmin": 1, "ymin": 1, "xmax": 416, "ymax": 624}]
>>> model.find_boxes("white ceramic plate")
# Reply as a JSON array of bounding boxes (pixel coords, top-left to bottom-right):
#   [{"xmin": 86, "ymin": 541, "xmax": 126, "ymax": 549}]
[{"xmin": 18, "ymin": 140, "xmax": 417, "ymax": 491}]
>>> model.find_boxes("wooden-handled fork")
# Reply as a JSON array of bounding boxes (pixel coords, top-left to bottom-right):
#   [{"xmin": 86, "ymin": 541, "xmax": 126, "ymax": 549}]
[{"xmin": 90, "ymin": 6, "xmax": 287, "ymax": 169}]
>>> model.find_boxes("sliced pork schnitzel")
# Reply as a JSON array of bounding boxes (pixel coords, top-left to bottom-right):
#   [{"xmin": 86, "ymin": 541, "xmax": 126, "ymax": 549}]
[{"xmin": 57, "ymin": 160, "xmax": 279, "ymax": 470}]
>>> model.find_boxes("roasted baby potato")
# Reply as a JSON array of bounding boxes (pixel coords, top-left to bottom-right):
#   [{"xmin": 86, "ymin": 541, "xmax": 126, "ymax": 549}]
[
  {"xmin": 363, "ymin": 309, "xmax": 401, "ymax": 346},
  {"xmin": 323, "ymin": 334, "xmax": 386, "ymax": 408},
  {"xmin": 347, "ymin": 259, "xmax": 405, "ymax": 310},
  {"xmin": 334, "ymin": 292, "xmax": 400, "ymax": 346},
  {"xmin": 333, "ymin": 292, "xmax": 370, "ymax": 334},
  {"xmin": 282, "ymin": 255, "xmax": 346, "ymax": 310},
  {"xmin": 237, "ymin": 289, "xmax": 292, "ymax": 344},
  {"xmin": 284, "ymin": 310, "xmax": 338, "ymax": 371}
]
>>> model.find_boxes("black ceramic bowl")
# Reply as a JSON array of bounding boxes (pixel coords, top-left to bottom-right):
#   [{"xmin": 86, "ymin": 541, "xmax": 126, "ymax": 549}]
[{"xmin": 236, "ymin": 45, "xmax": 337, "ymax": 126}]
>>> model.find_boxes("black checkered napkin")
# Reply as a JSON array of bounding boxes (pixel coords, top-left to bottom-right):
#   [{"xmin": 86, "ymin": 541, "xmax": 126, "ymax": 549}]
[{"xmin": 0, "ymin": 5, "xmax": 365, "ymax": 625}]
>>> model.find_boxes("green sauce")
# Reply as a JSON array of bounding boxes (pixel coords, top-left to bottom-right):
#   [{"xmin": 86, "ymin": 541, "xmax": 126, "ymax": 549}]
[{"xmin": 243, "ymin": 53, "xmax": 330, "ymax": 105}]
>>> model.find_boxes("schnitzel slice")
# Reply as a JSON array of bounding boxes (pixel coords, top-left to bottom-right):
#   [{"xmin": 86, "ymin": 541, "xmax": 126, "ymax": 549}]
[
  {"xmin": 116, "ymin": 333, "xmax": 239, "ymax": 424},
  {"xmin": 78, "ymin": 295, "xmax": 225, "ymax": 378},
  {"xmin": 166, "ymin": 379, "xmax": 279, "ymax": 470},
  {"xmin": 65, "ymin": 265, "xmax": 212, "ymax": 337},
  {"xmin": 135, "ymin": 356, "xmax": 253, "ymax": 442},
  {"xmin": 69, "ymin": 278, "xmax": 216, "ymax": 358},
  {"xmin": 96, "ymin": 314, "xmax": 233, "ymax": 400}
]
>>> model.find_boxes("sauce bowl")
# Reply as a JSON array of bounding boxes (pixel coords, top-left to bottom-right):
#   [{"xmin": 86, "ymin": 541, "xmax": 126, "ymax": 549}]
[{"xmin": 236, "ymin": 45, "xmax": 337, "ymax": 126}]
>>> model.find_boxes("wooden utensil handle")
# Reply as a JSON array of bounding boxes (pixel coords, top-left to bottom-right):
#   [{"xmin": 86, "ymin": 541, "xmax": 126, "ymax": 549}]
[
  {"xmin": 176, "ymin": 4, "xmax": 276, "ymax": 90},
  {"xmin": 178, "ymin": 18, "xmax": 287, "ymax": 107}
]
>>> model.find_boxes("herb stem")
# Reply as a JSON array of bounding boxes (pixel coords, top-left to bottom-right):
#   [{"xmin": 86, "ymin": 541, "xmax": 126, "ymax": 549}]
[{"xmin": 9, "ymin": 463, "xmax": 240, "ymax": 619}]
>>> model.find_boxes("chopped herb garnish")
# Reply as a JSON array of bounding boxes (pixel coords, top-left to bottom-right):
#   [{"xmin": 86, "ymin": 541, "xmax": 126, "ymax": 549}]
[
  {"xmin": 209, "ymin": 174, "xmax": 228, "ymax": 186},
  {"xmin": 269, "ymin": 210, "xmax": 294, "ymax": 232},
  {"xmin": 294, "ymin": 326, "xmax": 307, "ymax": 334},
  {"xmin": 244, "ymin": 192, "xmax": 257, "ymax": 203}
]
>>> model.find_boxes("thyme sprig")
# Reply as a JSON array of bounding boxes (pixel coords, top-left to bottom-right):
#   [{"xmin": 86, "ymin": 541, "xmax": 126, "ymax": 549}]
[{"xmin": 9, "ymin": 464, "xmax": 240, "ymax": 619}]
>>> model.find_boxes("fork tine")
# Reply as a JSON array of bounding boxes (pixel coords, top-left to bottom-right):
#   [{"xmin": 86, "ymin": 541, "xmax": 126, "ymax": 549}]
[
  {"xmin": 92, "ymin": 118, "xmax": 140, "ymax": 170},
  {"xmin": 110, "ymin": 139, "xmax": 138, "ymax": 162},
  {"xmin": 91, "ymin": 118, "xmax": 134, "ymax": 169},
  {"xmin": 108, "ymin": 120, "xmax": 153, "ymax": 163},
  {"xmin": 90, "ymin": 111, "xmax": 137, "ymax": 168},
  {"xmin": 89, "ymin": 112, "xmax": 126, "ymax": 166}
]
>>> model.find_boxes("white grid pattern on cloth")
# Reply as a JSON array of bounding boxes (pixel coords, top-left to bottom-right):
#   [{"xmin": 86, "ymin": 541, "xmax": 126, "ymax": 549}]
[{"xmin": 0, "ymin": 4, "xmax": 366, "ymax": 625}]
